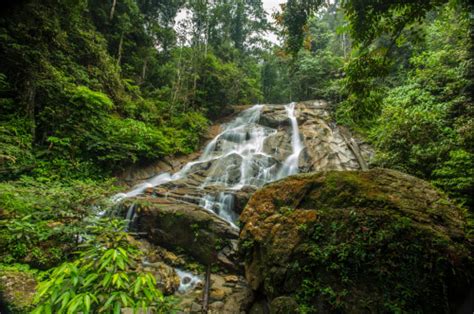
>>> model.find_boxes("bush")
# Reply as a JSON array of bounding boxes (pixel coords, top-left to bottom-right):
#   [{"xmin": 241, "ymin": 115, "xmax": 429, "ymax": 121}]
[
  {"xmin": 432, "ymin": 149, "xmax": 474, "ymax": 208},
  {"xmin": 0, "ymin": 177, "xmax": 115, "ymax": 268},
  {"xmin": 0, "ymin": 118, "xmax": 35, "ymax": 179},
  {"xmin": 32, "ymin": 219, "xmax": 175, "ymax": 313}
]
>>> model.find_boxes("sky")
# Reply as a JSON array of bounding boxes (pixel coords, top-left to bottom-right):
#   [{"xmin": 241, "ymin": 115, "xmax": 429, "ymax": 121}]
[
  {"xmin": 262, "ymin": 0, "xmax": 283, "ymax": 43},
  {"xmin": 262, "ymin": 0, "xmax": 283, "ymax": 17}
]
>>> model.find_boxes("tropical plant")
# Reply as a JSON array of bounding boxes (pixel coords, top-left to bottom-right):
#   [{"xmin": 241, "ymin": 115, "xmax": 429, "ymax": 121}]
[{"xmin": 32, "ymin": 219, "xmax": 175, "ymax": 313}]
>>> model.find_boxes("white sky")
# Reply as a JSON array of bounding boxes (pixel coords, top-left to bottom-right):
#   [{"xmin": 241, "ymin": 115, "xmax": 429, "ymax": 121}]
[
  {"xmin": 262, "ymin": 0, "xmax": 283, "ymax": 43},
  {"xmin": 262, "ymin": 0, "xmax": 283, "ymax": 17}
]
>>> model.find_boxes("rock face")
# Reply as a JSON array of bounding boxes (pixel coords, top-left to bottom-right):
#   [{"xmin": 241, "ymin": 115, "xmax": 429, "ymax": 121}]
[
  {"xmin": 240, "ymin": 168, "xmax": 473, "ymax": 313},
  {"xmin": 122, "ymin": 101, "xmax": 371, "ymax": 270}
]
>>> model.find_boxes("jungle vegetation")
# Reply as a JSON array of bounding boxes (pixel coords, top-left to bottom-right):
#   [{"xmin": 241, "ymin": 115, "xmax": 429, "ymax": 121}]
[{"xmin": 0, "ymin": 0, "xmax": 472, "ymax": 312}]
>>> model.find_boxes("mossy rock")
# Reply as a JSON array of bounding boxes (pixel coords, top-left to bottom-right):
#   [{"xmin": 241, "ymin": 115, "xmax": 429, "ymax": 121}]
[
  {"xmin": 125, "ymin": 198, "xmax": 240, "ymax": 271},
  {"xmin": 240, "ymin": 168, "xmax": 473, "ymax": 313},
  {"xmin": 0, "ymin": 269, "xmax": 37, "ymax": 313}
]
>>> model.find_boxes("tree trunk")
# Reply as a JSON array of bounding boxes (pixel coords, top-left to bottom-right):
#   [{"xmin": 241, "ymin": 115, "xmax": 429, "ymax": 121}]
[
  {"xmin": 117, "ymin": 32, "xmax": 123, "ymax": 66},
  {"xmin": 110, "ymin": 0, "xmax": 117, "ymax": 21},
  {"xmin": 141, "ymin": 57, "xmax": 148, "ymax": 83},
  {"xmin": 172, "ymin": 47, "xmax": 183, "ymax": 106},
  {"xmin": 202, "ymin": 264, "xmax": 211, "ymax": 313},
  {"xmin": 22, "ymin": 78, "xmax": 37, "ymax": 142}
]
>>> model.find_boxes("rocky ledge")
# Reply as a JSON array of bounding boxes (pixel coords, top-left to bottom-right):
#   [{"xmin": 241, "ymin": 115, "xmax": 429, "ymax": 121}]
[{"xmin": 240, "ymin": 168, "xmax": 473, "ymax": 313}]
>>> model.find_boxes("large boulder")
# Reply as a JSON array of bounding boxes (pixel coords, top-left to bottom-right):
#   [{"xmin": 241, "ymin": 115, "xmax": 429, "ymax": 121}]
[
  {"xmin": 240, "ymin": 169, "xmax": 473, "ymax": 313},
  {"xmin": 130, "ymin": 198, "xmax": 241, "ymax": 271}
]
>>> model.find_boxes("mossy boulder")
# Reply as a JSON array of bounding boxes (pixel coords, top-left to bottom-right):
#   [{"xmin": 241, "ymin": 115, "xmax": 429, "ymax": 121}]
[
  {"xmin": 239, "ymin": 168, "xmax": 473, "ymax": 313},
  {"xmin": 129, "ymin": 198, "xmax": 240, "ymax": 271},
  {"xmin": 0, "ymin": 269, "xmax": 37, "ymax": 313}
]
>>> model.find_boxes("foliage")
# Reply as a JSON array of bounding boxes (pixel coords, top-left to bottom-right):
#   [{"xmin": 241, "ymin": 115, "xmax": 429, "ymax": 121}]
[
  {"xmin": 263, "ymin": 5, "xmax": 346, "ymax": 103},
  {"xmin": 0, "ymin": 0, "xmax": 266, "ymax": 179},
  {"xmin": 279, "ymin": 0, "xmax": 323, "ymax": 57},
  {"xmin": 368, "ymin": 5, "xmax": 473, "ymax": 207},
  {"xmin": 274, "ymin": 0, "xmax": 472, "ymax": 209},
  {"xmin": 432, "ymin": 150, "xmax": 474, "ymax": 208},
  {"xmin": 33, "ymin": 219, "xmax": 174, "ymax": 313},
  {"xmin": 0, "ymin": 177, "xmax": 116, "ymax": 269},
  {"xmin": 0, "ymin": 117, "xmax": 35, "ymax": 179}
]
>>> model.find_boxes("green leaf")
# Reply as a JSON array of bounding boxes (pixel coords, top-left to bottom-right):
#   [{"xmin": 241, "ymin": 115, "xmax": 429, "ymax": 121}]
[
  {"xmin": 84, "ymin": 294, "xmax": 91, "ymax": 313},
  {"xmin": 114, "ymin": 301, "xmax": 121, "ymax": 314}
]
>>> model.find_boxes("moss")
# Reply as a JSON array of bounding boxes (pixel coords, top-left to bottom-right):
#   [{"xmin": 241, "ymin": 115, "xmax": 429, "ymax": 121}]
[
  {"xmin": 0, "ymin": 266, "xmax": 37, "ymax": 313},
  {"xmin": 240, "ymin": 169, "xmax": 474, "ymax": 313}
]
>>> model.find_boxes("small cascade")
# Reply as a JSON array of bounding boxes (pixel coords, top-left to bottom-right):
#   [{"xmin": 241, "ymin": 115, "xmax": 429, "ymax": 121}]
[
  {"xmin": 124, "ymin": 203, "xmax": 135, "ymax": 231},
  {"xmin": 114, "ymin": 103, "xmax": 306, "ymax": 226},
  {"xmin": 199, "ymin": 192, "xmax": 238, "ymax": 227},
  {"xmin": 278, "ymin": 102, "xmax": 304, "ymax": 178},
  {"xmin": 175, "ymin": 268, "xmax": 202, "ymax": 293},
  {"xmin": 113, "ymin": 173, "xmax": 172, "ymax": 202}
]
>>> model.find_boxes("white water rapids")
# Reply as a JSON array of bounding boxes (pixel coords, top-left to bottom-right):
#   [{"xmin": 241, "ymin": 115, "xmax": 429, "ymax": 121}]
[{"xmin": 115, "ymin": 102, "xmax": 304, "ymax": 226}]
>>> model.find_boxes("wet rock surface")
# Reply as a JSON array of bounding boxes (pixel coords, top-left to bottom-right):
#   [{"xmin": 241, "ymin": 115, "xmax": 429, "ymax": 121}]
[
  {"xmin": 130, "ymin": 199, "xmax": 240, "ymax": 271},
  {"xmin": 176, "ymin": 273, "xmax": 254, "ymax": 314},
  {"xmin": 240, "ymin": 168, "xmax": 474, "ymax": 313}
]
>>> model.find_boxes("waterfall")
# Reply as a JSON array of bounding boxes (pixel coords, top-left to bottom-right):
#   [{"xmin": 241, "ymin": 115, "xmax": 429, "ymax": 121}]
[
  {"xmin": 114, "ymin": 103, "xmax": 305, "ymax": 226},
  {"xmin": 124, "ymin": 203, "xmax": 135, "ymax": 231},
  {"xmin": 277, "ymin": 102, "xmax": 303, "ymax": 178}
]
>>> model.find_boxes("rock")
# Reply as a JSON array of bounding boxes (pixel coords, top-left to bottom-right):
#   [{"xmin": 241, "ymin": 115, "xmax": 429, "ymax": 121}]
[
  {"xmin": 209, "ymin": 301, "xmax": 225, "ymax": 310},
  {"xmin": 249, "ymin": 300, "xmax": 267, "ymax": 314},
  {"xmin": 222, "ymin": 284, "xmax": 254, "ymax": 313},
  {"xmin": 160, "ymin": 248, "xmax": 184, "ymax": 266},
  {"xmin": 0, "ymin": 269, "xmax": 36, "ymax": 313},
  {"xmin": 224, "ymin": 275, "xmax": 239, "ymax": 283},
  {"xmin": 144, "ymin": 261, "xmax": 180, "ymax": 295},
  {"xmin": 270, "ymin": 296, "xmax": 298, "ymax": 314},
  {"xmin": 297, "ymin": 104, "xmax": 364, "ymax": 171},
  {"xmin": 263, "ymin": 130, "xmax": 292, "ymax": 162},
  {"xmin": 240, "ymin": 169, "xmax": 474, "ymax": 313},
  {"xmin": 190, "ymin": 302, "xmax": 202, "ymax": 313},
  {"xmin": 131, "ymin": 199, "xmax": 240, "ymax": 271},
  {"xmin": 260, "ymin": 105, "xmax": 290, "ymax": 128},
  {"xmin": 210, "ymin": 288, "xmax": 226, "ymax": 301}
]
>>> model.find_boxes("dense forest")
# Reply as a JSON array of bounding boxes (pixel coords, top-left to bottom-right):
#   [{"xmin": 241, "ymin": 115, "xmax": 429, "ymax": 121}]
[{"xmin": 0, "ymin": 0, "xmax": 473, "ymax": 313}]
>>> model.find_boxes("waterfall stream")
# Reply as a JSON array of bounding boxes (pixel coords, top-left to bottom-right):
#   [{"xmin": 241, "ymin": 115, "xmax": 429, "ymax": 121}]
[
  {"xmin": 277, "ymin": 102, "xmax": 303, "ymax": 178},
  {"xmin": 110, "ymin": 101, "xmax": 371, "ymax": 297},
  {"xmin": 115, "ymin": 103, "xmax": 304, "ymax": 226}
]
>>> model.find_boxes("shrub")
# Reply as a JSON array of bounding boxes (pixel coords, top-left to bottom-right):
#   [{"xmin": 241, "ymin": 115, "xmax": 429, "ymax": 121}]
[{"xmin": 32, "ymin": 219, "xmax": 175, "ymax": 313}]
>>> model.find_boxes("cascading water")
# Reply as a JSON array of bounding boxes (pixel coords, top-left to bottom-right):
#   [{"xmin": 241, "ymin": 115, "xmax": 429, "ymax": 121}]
[
  {"xmin": 277, "ymin": 102, "xmax": 304, "ymax": 178},
  {"xmin": 175, "ymin": 268, "xmax": 202, "ymax": 293},
  {"xmin": 199, "ymin": 192, "xmax": 238, "ymax": 225},
  {"xmin": 114, "ymin": 103, "xmax": 304, "ymax": 226}
]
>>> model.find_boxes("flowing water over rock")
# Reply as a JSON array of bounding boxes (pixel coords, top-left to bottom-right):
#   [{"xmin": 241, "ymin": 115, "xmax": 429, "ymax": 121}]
[
  {"xmin": 175, "ymin": 268, "xmax": 202, "ymax": 293},
  {"xmin": 117, "ymin": 101, "xmax": 370, "ymax": 225},
  {"xmin": 115, "ymin": 100, "xmax": 372, "ymax": 309}
]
